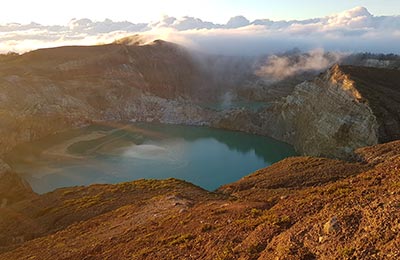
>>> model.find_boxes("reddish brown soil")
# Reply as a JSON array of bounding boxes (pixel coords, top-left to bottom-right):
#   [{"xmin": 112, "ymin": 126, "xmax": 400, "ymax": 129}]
[{"xmin": 1, "ymin": 141, "xmax": 400, "ymax": 259}]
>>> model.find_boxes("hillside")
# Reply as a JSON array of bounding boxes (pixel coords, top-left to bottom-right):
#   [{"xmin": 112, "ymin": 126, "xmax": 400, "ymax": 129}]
[
  {"xmin": 0, "ymin": 40, "xmax": 203, "ymax": 99},
  {"xmin": 0, "ymin": 140, "xmax": 399, "ymax": 259},
  {"xmin": 0, "ymin": 40, "xmax": 215, "ymax": 156},
  {"xmin": 216, "ymin": 65, "xmax": 400, "ymax": 158},
  {"xmin": 0, "ymin": 39, "xmax": 264, "ymax": 158},
  {"xmin": 0, "ymin": 39, "xmax": 399, "ymax": 159}
]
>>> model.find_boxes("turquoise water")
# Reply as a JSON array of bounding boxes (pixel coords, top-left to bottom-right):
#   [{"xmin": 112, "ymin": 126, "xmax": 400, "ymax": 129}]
[{"xmin": 6, "ymin": 123, "xmax": 296, "ymax": 193}]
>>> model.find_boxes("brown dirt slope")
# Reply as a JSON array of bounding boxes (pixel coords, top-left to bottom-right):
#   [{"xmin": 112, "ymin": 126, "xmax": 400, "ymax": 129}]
[
  {"xmin": 0, "ymin": 40, "xmax": 205, "ymax": 99},
  {"xmin": 0, "ymin": 40, "xmax": 218, "ymax": 157},
  {"xmin": 1, "ymin": 141, "xmax": 400, "ymax": 259}
]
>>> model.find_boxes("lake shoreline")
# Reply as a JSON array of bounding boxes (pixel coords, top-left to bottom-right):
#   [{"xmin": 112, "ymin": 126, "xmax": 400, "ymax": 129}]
[{"xmin": 6, "ymin": 122, "xmax": 297, "ymax": 194}]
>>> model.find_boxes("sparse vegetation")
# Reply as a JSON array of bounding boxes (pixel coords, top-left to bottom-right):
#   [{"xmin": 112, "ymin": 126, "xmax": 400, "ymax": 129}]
[
  {"xmin": 1, "ymin": 140, "xmax": 400, "ymax": 260},
  {"xmin": 340, "ymin": 246, "xmax": 356, "ymax": 258}
]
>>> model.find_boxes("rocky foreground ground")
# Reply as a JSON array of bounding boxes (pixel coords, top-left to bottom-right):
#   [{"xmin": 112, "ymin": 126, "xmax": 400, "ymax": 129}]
[{"xmin": 1, "ymin": 140, "xmax": 399, "ymax": 259}]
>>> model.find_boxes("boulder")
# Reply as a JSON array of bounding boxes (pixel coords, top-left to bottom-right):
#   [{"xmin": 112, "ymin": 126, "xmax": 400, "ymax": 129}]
[{"xmin": 323, "ymin": 216, "xmax": 340, "ymax": 235}]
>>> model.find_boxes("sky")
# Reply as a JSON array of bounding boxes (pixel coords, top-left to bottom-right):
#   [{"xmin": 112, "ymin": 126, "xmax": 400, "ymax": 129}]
[
  {"xmin": 0, "ymin": 0, "xmax": 399, "ymax": 24},
  {"xmin": 0, "ymin": 1, "xmax": 399, "ymax": 55}
]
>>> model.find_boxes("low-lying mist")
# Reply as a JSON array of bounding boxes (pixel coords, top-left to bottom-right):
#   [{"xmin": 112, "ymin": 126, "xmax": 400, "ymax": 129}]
[{"xmin": 255, "ymin": 49, "xmax": 346, "ymax": 82}]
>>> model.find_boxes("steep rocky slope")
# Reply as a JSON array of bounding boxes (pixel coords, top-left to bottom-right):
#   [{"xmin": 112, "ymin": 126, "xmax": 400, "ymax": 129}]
[
  {"xmin": 0, "ymin": 40, "xmax": 219, "ymax": 156},
  {"xmin": 0, "ymin": 40, "xmax": 205, "ymax": 99},
  {"xmin": 1, "ymin": 140, "xmax": 399, "ymax": 259},
  {"xmin": 216, "ymin": 65, "xmax": 400, "ymax": 159}
]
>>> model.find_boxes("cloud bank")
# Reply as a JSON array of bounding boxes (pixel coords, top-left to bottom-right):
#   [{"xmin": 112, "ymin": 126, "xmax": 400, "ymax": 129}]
[{"xmin": 0, "ymin": 7, "xmax": 399, "ymax": 55}]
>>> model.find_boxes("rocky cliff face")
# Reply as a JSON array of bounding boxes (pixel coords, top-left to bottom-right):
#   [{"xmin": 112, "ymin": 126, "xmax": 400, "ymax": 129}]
[
  {"xmin": 264, "ymin": 65, "xmax": 381, "ymax": 158},
  {"xmin": 0, "ymin": 40, "xmax": 220, "ymax": 156},
  {"xmin": 225, "ymin": 64, "xmax": 399, "ymax": 159},
  {"xmin": 213, "ymin": 64, "xmax": 400, "ymax": 159}
]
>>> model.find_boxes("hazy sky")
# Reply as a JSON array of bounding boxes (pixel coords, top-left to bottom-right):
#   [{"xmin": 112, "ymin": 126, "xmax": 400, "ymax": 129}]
[{"xmin": 1, "ymin": 0, "xmax": 399, "ymax": 24}]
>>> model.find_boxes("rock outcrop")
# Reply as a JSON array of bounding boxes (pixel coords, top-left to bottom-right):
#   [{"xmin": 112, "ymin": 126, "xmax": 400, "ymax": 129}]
[{"xmin": 257, "ymin": 65, "xmax": 400, "ymax": 158}]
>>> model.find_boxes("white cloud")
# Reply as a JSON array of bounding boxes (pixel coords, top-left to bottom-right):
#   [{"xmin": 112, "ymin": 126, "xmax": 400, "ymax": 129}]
[
  {"xmin": 226, "ymin": 16, "xmax": 250, "ymax": 28},
  {"xmin": 171, "ymin": 16, "xmax": 220, "ymax": 30},
  {"xmin": 0, "ymin": 6, "xmax": 399, "ymax": 54},
  {"xmin": 255, "ymin": 49, "xmax": 345, "ymax": 81},
  {"xmin": 325, "ymin": 6, "xmax": 373, "ymax": 28}
]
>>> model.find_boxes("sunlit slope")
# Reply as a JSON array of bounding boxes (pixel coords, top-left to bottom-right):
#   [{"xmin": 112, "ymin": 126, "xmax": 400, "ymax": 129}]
[{"xmin": 1, "ymin": 141, "xmax": 399, "ymax": 259}]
